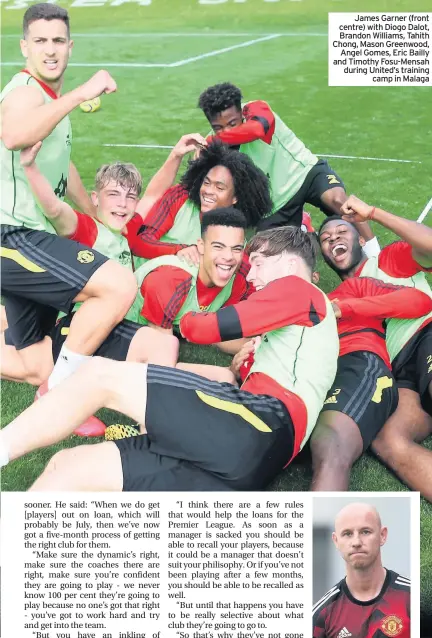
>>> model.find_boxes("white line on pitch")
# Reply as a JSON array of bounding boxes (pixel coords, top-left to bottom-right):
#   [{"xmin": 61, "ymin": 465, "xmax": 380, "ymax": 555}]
[
  {"xmin": 1, "ymin": 33, "xmax": 284, "ymax": 69},
  {"xmin": 168, "ymin": 34, "xmax": 282, "ymax": 67},
  {"xmin": 317, "ymin": 153, "xmax": 422, "ymax": 164},
  {"xmin": 417, "ymin": 197, "xmax": 432, "ymax": 223},
  {"xmin": 104, "ymin": 144, "xmax": 175, "ymax": 149},
  {"xmin": 103, "ymin": 144, "xmax": 422, "ymax": 164}
]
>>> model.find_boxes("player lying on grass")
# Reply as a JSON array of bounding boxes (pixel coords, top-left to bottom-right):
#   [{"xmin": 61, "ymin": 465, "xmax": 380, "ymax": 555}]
[
  {"xmin": 317, "ymin": 196, "xmax": 432, "ymax": 500},
  {"xmin": 197, "ymin": 82, "xmax": 379, "ymax": 255},
  {"xmin": 0, "ymin": 227, "xmax": 339, "ymax": 492},
  {"xmin": 128, "ymin": 139, "xmax": 272, "ymax": 266},
  {"xmin": 1, "ymin": 208, "xmax": 251, "ymax": 388},
  {"xmin": 1, "ymin": 4, "xmax": 139, "ymax": 392},
  {"xmin": 309, "ymin": 272, "xmax": 432, "ymax": 492},
  {"xmin": 1, "ymin": 134, "xmax": 206, "ymax": 385}
]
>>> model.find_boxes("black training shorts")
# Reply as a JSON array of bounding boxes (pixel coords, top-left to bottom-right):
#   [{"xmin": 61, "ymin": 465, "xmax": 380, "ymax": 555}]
[
  {"xmin": 51, "ymin": 313, "xmax": 142, "ymax": 363},
  {"xmin": 392, "ymin": 321, "xmax": 432, "ymax": 415},
  {"xmin": 114, "ymin": 364, "xmax": 295, "ymax": 491},
  {"xmin": 257, "ymin": 159, "xmax": 345, "ymax": 230},
  {"xmin": 320, "ymin": 351, "xmax": 399, "ymax": 450},
  {"xmin": 1, "ymin": 224, "xmax": 108, "ymax": 348}
]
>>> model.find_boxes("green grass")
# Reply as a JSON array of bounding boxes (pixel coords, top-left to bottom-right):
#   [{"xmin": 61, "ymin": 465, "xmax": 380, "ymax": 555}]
[{"xmin": 1, "ymin": 0, "xmax": 432, "ymax": 620}]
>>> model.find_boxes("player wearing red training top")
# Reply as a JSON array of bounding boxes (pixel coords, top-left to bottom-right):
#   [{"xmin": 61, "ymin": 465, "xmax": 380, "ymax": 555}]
[
  {"xmin": 128, "ymin": 140, "xmax": 272, "ymax": 265},
  {"xmin": 0, "ymin": 227, "xmax": 339, "ymax": 491},
  {"xmin": 310, "ymin": 276, "xmax": 432, "ymax": 491},
  {"xmin": 1, "ymin": 134, "xmax": 205, "ymax": 385},
  {"xmin": 313, "ymin": 503, "xmax": 410, "ymax": 638},
  {"xmin": 318, "ymin": 196, "xmax": 432, "ymax": 501},
  {"xmin": 198, "ymin": 82, "xmax": 378, "ymax": 254}
]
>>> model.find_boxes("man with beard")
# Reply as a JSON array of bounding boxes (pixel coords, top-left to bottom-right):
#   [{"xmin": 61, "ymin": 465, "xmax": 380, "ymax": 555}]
[
  {"xmin": 313, "ymin": 503, "xmax": 410, "ymax": 638},
  {"xmin": 315, "ymin": 197, "xmax": 432, "ymax": 499},
  {"xmin": 128, "ymin": 140, "xmax": 272, "ymax": 266}
]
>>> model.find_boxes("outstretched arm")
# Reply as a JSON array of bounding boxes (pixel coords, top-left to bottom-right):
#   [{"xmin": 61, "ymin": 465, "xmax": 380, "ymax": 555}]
[
  {"xmin": 21, "ymin": 143, "xmax": 78, "ymax": 237},
  {"xmin": 136, "ymin": 133, "xmax": 207, "ymax": 221},
  {"xmin": 1, "ymin": 70, "xmax": 116, "ymax": 151},
  {"xmin": 67, "ymin": 162, "xmax": 96, "ymax": 218},
  {"xmin": 341, "ymin": 195, "xmax": 432, "ymax": 267}
]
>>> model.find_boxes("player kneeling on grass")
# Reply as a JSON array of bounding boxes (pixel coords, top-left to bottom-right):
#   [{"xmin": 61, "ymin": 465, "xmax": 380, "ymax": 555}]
[
  {"xmin": 1, "ymin": 134, "xmax": 207, "ymax": 385},
  {"xmin": 0, "ymin": 227, "xmax": 340, "ymax": 492},
  {"xmin": 128, "ymin": 139, "xmax": 272, "ymax": 266},
  {"xmin": 316, "ymin": 196, "xmax": 432, "ymax": 500}
]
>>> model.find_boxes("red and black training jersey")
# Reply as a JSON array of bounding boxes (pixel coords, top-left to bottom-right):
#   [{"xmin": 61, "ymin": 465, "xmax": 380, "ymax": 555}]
[
  {"xmin": 330, "ymin": 277, "xmax": 432, "ymax": 368},
  {"xmin": 355, "ymin": 241, "xmax": 432, "ymax": 336},
  {"xmin": 140, "ymin": 257, "xmax": 253, "ymax": 329},
  {"xmin": 69, "ymin": 209, "xmax": 144, "ymax": 251},
  {"xmin": 180, "ymin": 275, "xmax": 329, "ymax": 428},
  {"xmin": 313, "ymin": 569, "xmax": 410, "ymax": 638},
  {"xmin": 126, "ymin": 184, "xmax": 190, "ymax": 260},
  {"xmin": 208, "ymin": 100, "xmax": 276, "ymax": 147}
]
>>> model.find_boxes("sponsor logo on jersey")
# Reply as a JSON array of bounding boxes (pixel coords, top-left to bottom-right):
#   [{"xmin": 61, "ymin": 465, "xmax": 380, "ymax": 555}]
[
  {"xmin": 77, "ymin": 250, "xmax": 95, "ymax": 264},
  {"xmin": 381, "ymin": 615, "xmax": 403, "ymax": 637},
  {"xmin": 337, "ymin": 628, "xmax": 352, "ymax": 638}
]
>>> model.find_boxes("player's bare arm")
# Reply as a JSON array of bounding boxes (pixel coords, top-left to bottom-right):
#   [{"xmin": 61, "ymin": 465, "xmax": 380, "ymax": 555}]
[
  {"xmin": 20, "ymin": 142, "xmax": 78, "ymax": 237},
  {"xmin": 1, "ymin": 70, "xmax": 116, "ymax": 150},
  {"xmin": 67, "ymin": 161, "xmax": 96, "ymax": 218},
  {"xmin": 342, "ymin": 195, "xmax": 432, "ymax": 267},
  {"xmin": 136, "ymin": 133, "xmax": 207, "ymax": 220}
]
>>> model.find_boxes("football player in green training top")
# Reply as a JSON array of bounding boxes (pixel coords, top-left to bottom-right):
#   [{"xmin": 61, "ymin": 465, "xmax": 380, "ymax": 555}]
[
  {"xmin": 198, "ymin": 82, "xmax": 380, "ymax": 257},
  {"xmin": 1, "ymin": 3, "xmax": 137, "ymax": 392}
]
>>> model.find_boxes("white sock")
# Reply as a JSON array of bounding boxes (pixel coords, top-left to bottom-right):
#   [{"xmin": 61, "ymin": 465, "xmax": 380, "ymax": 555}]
[
  {"xmin": 0, "ymin": 434, "xmax": 10, "ymax": 468},
  {"xmin": 48, "ymin": 345, "xmax": 91, "ymax": 390},
  {"xmin": 363, "ymin": 236, "xmax": 381, "ymax": 258}
]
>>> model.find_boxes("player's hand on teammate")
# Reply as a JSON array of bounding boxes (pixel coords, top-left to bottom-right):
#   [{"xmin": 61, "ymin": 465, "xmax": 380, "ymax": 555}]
[
  {"xmin": 20, "ymin": 141, "xmax": 43, "ymax": 167},
  {"xmin": 172, "ymin": 134, "xmax": 207, "ymax": 159},
  {"xmin": 176, "ymin": 245, "xmax": 200, "ymax": 266},
  {"xmin": 230, "ymin": 337, "xmax": 261, "ymax": 379},
  {"xmin": 331, "ymin": 299, "xmax": 342, "ymax": 319},
  {"xmin": 79, "ymin": 70, "xmax": 117, "ymax": 101},
  {"xmin": 341, "ymin": 195, "xmax": 375, "ymax": 222}
]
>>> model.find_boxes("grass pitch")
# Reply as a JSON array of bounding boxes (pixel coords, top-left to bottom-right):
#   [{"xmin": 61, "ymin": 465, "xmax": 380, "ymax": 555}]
[{"xmin": 1, "ymin": 0, "xmax": 431, "ymax": 619}]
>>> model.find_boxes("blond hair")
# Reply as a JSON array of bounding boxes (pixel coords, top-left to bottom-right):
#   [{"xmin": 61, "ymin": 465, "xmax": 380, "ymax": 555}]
[{"xmin": 94, "ymin": 162, "xmax": 142, "ymax": 196}]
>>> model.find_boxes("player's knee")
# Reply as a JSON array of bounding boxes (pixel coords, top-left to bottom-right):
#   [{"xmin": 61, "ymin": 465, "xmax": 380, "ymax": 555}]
[
  {"xmin": 88, "ymin": 261, "xmax": 137, "ymax": 310},
  {"xmin": 311, "ymin": 421, "xmax": 360, "ymax": 468},
  {"xmin": 372, "ymin": 430, "xmax": 409, "ymax": 462},
  {"xmin": 23, "ymin": 356, "xmax": 53, "ymax": 387}
]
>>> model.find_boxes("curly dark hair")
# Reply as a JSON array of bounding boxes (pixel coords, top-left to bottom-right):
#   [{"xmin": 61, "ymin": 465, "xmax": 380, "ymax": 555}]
[
  {"xmin": 198, "ymin": 82, "xmax": 242, "ymax": 120},
  {"xmin": 180, "ymin": 140, "xmax": 272, "ymax": 226}
]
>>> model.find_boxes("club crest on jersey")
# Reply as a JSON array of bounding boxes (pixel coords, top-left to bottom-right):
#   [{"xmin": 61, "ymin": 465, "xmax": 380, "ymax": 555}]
[
  {"xmin": 381, "ymin": 615, "xmax": 403, "ymax": 636},
  {"xmin": 77, "ymin": 250, "xmax": 95, "ymax": 264}
]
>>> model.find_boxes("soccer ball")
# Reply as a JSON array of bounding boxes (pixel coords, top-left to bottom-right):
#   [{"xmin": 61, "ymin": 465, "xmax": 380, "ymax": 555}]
[{"xmin": 79, "ymin": 97, "xmax": 101, "ymax": 113}]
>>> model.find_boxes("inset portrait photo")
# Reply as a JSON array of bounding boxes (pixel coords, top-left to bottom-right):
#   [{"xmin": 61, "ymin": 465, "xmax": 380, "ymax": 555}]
[{"xmin": 312, "ymin": 494, "xmax": 419, "ymax": 638}]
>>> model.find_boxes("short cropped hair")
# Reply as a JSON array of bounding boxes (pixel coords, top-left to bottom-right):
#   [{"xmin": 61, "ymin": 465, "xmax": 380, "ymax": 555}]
[
  {"xmin": 247, "ymin": 226, "xmax": 318, "ymax": 273},
  {"xmin": 201, "ymin": 207, "xmax": 247, "ymax": 236},
  {"xmin": 23, "ymin": 3, "xmax": 70, "ymax": 38},
  {"xmin": 198, "ymin": 82, "xmax": 242, "ymax": 120},
  {"xmin": 94, "ymin": 162, "xmax": 142, "ymax": 196},
  {"xmin": 318, "ymin": 215, "xmax": 358, "ymax": 237}
]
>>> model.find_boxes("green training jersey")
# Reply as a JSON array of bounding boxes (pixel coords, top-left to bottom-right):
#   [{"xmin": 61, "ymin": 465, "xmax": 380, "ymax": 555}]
[
  {"xmin": 248, "ymin": 288, "xmax": 338, "ymax": 448},
  {"xmin": 129, "ymin": 254, "xmax": 235, "ymax": 326},
  {"xmin": 359, "ymin": 243, "xmax": 432, "ymax": 361},
  {"xmin": 0, "ymin": 71, "xmax": 72, "ymax": 233}
]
